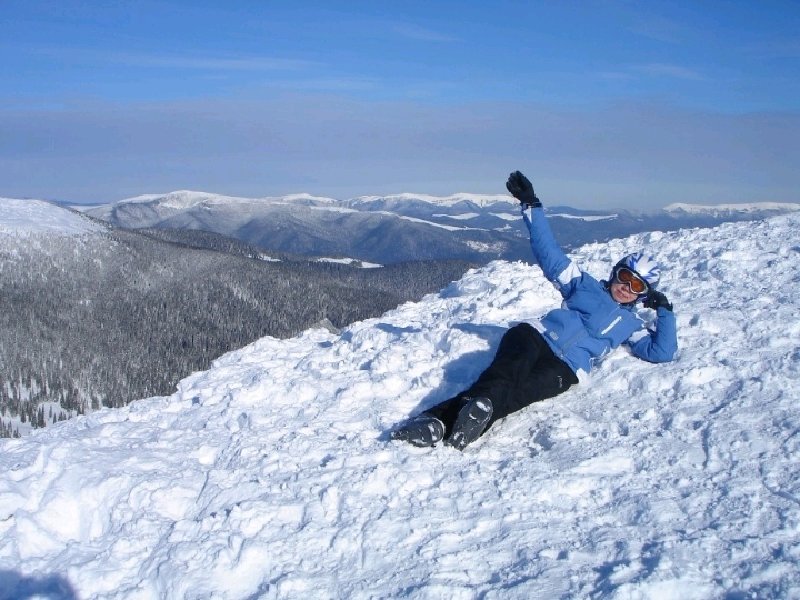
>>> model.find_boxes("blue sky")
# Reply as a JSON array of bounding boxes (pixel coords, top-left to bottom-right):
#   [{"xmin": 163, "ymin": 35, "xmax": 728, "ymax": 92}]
[{"xmin": 1, "ymin": 1, "xmax": 798, "ymax": 208}]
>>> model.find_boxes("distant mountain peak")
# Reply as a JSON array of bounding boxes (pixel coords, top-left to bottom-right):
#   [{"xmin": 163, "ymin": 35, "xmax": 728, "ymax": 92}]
[
  {"xmin": 105, "ymin": 190, "xmax": 518, "ymax": 212},
  {"xmin": 275, "ymin": 193, "xmax": 339, "ymax": 203},
  {"xmin": 664, "ymin": 202, "xmax": 800, "ymax": 214},
  {"xmin": 119, "ymin": 190, "xmax": 253, "ymax": 209},
  {"xmin": 117, "ymin": 191, "xmax": 340, "ymax": 208},
  {"xmin": 350, "ymin": 192, "xmax": 514, "ymax": 208}
]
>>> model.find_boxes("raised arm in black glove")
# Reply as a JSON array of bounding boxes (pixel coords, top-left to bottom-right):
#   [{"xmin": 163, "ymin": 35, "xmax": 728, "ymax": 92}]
[
  {"xmin": 643, "ymin": 290, "xmax": 673, "ymax": 312},
  {"xmin": 506, "ymin": 171, "xmax": 542, "ymax": 209}
]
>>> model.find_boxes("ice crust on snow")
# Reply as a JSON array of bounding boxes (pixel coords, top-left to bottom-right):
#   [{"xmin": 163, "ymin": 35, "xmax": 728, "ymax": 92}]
[{"xmin": 2, "ymin": 215, "xmax": 800, "ymax": 598}]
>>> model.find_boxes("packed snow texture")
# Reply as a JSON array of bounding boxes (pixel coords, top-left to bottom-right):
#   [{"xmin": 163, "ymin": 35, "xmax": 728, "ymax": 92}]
[{"xmin": 2, "ymin": 215, "xmax": 799, "ymax": 599}]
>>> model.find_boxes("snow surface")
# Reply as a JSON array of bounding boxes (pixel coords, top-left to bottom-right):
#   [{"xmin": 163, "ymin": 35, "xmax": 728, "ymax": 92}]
[
  {"xmin": 2, "ymin": 215, "xmax": 800, "ymax": 599},
  {"xmin": 0, "ymin": 198, "xmax": 105, "ymax": 236},
  {"xmin": 377, "ymin": 212, "xmax": 485, "ymax": 232},
  {"xmin": 432, "ymin": 212, "xmax": 481, "ymax": 221},
  {"xmin": 490, "ymin": 212, "xmax": 522, "ymax": 222}
]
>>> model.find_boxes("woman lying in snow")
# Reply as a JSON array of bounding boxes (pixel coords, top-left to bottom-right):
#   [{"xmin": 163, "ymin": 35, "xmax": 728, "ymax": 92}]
[{"xmin": 392, "ymin": 171, "xmax": 678, "ymax": 450}]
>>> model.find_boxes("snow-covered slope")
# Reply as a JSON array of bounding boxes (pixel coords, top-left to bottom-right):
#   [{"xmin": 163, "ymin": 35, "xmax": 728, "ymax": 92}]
[
  {"xmin": 2, "ymin": 215, "xmax": 799, "ymax": 599},
  {"xmin": 0, "ymin": 197, "xmax": 105, "ymax": 236}
]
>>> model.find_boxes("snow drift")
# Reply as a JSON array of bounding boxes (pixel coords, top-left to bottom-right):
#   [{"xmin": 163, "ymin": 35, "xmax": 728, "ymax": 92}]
[{"xmin": 1, "ymin": 214, "xmax": 799, "ymax": 599}]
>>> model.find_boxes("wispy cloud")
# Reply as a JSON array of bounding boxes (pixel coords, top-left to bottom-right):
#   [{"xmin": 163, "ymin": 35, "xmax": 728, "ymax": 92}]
[
  {"xmin": 111, "ymin": 52, "xmax": 316, "ymax": 71},
  {"xmin": 265, "ymin": 77, "xmax": 378, "ymax": 92},
  {"xmin": 596, "ymin": 71, "xmax": 635, "ymax": 81},
  {"xmin": 745, "ymin": 39, "xmax": 800, "ymax": 60},
  {"xmin": 34, "ymin": 46, "xmax": 316, "ymax": 71},
  {"xmin": 633, "ymin": 63, "xmax": 706, "ymax": 81},
  {"xmin": 595, "ymin": 63, "xmax": 705, "ymax": 84},
  {"xmin": 392, "ymin": 24, "xmax": 458, "ymax": 43},
  {"xmin": 627, "ymin": 15, "xmax": 689, "ymax": 44}
]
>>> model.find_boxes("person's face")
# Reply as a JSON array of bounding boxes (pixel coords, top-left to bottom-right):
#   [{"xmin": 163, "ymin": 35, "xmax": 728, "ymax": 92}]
[{"xmin": 610, "ymin": 282, "xmax": 640, "ymax": 304}]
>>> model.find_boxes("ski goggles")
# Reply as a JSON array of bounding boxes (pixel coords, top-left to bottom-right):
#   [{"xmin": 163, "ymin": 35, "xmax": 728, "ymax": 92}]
[{"xmin": 613, "ymin": 267, "xmax": 649, "ymax": 295}]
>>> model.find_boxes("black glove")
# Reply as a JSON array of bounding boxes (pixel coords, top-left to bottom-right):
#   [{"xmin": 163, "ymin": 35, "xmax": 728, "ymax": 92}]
[
  {"xmin": 506, "ymin": 171, "xmax": 542, "ymax": 208},
  {"xmin": 643, "ymin": 290, "xmax": 673, "ymax": 312}
]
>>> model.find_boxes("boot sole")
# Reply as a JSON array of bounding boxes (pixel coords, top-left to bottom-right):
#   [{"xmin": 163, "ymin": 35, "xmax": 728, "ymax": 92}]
[
  {"xmin": 392, "ymin": 417, "xmax": 445, "ymax": 447},
  {"xmin": 446, "ymin": 398, "xmax": 492, "ymax": 450}
]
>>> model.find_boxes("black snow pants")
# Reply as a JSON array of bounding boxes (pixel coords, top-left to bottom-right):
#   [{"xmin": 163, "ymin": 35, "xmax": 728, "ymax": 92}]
[{"xmin": 425, "ymin": 322, "xmax": 579, "ymax": 433}]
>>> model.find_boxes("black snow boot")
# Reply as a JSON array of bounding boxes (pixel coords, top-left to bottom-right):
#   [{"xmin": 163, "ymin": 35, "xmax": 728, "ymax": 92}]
[
  {"xmin": 391, "ymin": 415, "xmax": 445, "ymax": 447},
  {"xmin": 446, "ymin": 397, "xmax": 493, "ymax": 451}
]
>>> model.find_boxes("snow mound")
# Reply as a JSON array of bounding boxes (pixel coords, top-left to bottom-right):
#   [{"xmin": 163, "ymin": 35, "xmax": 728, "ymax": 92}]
[
  {"xmin": 2, "ymin": 215, "xmax": 799, "ymax": 599},
  {"xmin": 0, "ymin": 198, "xmax": 105, "ymax": 236}
]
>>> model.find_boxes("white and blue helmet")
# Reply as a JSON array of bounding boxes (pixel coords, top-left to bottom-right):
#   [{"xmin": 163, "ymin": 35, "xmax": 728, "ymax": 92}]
[{"xmin": 611, "ymin": 252, "xmax": 660, "ymax": 301}]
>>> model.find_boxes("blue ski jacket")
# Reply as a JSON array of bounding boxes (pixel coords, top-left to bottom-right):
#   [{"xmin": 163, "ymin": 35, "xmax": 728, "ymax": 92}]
[{"xmin": 522, "ymin": 206, "xmax": 678, "ymax": 379}]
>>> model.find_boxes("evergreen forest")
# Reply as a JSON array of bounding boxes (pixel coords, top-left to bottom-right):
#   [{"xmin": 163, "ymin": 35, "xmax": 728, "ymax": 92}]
[{"xmin": 0, "ymin": 228, "xmax": 472, "ymax": 437}]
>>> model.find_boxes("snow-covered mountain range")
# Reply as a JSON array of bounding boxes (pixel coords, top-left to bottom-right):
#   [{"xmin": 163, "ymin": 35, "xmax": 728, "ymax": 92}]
[
  {"xmin": 664, "ymin": 201, "xmax": 800, "ymax": 216},
  {"xmin": 2, "ymin": 212, "xmax": 798, "ymax": 598},
  {"xmin": 76, "ymin": 191, "xmax": 526, "ymax": 264},
  {"xmin": 78, "ymin": 191, "xmax": 800, "ymax": 264}
]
